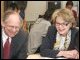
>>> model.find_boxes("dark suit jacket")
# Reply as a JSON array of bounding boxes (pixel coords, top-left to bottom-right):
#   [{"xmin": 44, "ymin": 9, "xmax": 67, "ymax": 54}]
[
  {"xmin": 40, "ymin": 25, "xmax": 79, "ymax": 58},
  {"xmin": 1, "ymin": 28, "xmax": 28, "ymax": 59}
]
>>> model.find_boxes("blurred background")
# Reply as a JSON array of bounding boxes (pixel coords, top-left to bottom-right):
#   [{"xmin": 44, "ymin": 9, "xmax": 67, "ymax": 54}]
[{"xmin": 1, "ymin": 1, "xmax": 79, "ymax": 32}]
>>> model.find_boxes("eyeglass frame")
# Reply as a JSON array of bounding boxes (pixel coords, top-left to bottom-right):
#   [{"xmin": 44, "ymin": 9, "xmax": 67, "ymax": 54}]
[{"xmin": 55, "ymin": 22, "xmax": 70, "ymax": 27}]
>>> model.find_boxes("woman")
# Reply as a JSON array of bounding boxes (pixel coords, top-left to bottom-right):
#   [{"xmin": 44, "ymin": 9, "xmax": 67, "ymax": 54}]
[{"xmin": 40, "ymin": 9, "xmax": 79, "ymax": 59}]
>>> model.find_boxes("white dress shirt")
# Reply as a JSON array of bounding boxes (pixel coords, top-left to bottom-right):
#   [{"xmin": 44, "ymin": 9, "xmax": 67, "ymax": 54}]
[{"xmin": 2, "ymin": 29, "xmax": 12, "ymax": 47}]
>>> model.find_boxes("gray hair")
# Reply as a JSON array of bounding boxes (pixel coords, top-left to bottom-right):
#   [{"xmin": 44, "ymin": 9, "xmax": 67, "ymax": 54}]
[{"xmin": 3, "ymin": 9, "xmax": 22, "ymax": 22}]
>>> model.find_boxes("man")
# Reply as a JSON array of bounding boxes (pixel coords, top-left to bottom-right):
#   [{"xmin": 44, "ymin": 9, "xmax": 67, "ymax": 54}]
[
  {"xmin": 9, "ymin": 2, "xmax": 28, "ymax": 32},
  {"xmin": 1, "ymin": 10, "xmax": 28, "ymax": 59},
  {"xmin": 65, "ymin": 1, "xmax": 77, "ymax": 20}
]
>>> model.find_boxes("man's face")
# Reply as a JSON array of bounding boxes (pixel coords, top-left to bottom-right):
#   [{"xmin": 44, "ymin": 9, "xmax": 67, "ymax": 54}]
[{"xmin": 3, "ymin": 14, "xmax": 21, "ymax": 37}]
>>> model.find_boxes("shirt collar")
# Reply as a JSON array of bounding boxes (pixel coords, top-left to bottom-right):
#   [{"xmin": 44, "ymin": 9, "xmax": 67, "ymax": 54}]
[{"xmin": 2, "ymin": 28, "xmax": 12, "ymax": 47}]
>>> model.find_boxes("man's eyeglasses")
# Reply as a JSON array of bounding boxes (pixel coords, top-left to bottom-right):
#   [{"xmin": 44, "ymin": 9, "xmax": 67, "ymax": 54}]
[{"xmin": 6, "ymin": 25, "xmax": 20, "ymax": 30}]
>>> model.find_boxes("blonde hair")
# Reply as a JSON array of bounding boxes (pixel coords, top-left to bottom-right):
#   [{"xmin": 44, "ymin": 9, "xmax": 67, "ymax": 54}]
[{"xmin": 51, "ymin": 9, "xmax": 76, "ymax": 28}]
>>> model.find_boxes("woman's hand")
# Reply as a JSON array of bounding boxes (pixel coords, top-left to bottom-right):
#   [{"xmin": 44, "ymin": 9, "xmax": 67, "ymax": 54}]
[
  {"xmin": 71, "ymin": 50, "xmax": 79, "ymax": 59},
  {"xmin": 57, "ymin": 50, "xmax": 79, "ymax": 59}
]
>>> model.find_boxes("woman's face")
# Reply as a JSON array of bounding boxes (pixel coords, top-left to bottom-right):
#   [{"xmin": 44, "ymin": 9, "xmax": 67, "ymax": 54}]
[{"xmin": 55, "ymin": 16, "xmax": 71, "ymax": 36}]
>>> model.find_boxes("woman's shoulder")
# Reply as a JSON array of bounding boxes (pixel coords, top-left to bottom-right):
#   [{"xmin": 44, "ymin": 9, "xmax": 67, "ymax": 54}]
[
  {"xmin": 71, "ymin": 27, "xmax": 79, "ymax": 32},
  {"xmin": 71, "ymin": 27, "xmax": 79, "ymax": 36}
]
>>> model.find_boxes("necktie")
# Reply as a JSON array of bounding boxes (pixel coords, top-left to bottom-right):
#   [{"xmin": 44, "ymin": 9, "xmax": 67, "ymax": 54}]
[{"xmin": 3, "ymin": 37, "xmax": 11, "ymax": 59}]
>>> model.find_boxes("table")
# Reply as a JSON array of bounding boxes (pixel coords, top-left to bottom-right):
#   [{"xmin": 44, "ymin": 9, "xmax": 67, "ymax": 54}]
[{"xmin": 27, "ymin": 53, "xmax": 66, "ymax": 59}]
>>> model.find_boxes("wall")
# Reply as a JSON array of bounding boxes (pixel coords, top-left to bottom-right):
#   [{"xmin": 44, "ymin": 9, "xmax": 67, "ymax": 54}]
[
  {"xmin": 61, "ymin": 1, "xmax": 67, "ymax": 8},
  {"xmin": 25, "ymin": 1, "xmax": 47, "ymax": 22},
  {"xmin": 1, "ymin": 1, "xmax": 4, "ymax": 21}
]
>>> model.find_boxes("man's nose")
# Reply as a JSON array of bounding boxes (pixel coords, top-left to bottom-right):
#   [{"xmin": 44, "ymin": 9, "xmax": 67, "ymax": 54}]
[{"xmin": 12, "ymin": 27, "xmax": 17, "ymax": 32}]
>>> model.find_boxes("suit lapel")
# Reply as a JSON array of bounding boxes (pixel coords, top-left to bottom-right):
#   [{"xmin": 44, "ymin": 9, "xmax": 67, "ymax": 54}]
[
  {"xmin": 10, "ymin": 36, "xmax": 19, "ymax": 59},
  {"xmin": 68, "ymin": 28, "xmax": 78, "ymax": 50},
  {"xmin": 10, "ymin": 37, "xmax": 17, "ymax": 58}
]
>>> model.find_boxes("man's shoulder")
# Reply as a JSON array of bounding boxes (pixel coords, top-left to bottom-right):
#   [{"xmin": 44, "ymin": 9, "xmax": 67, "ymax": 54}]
[{"xmin": 13, "ymin": 28, "xmax": 28, "ymax": 40}]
